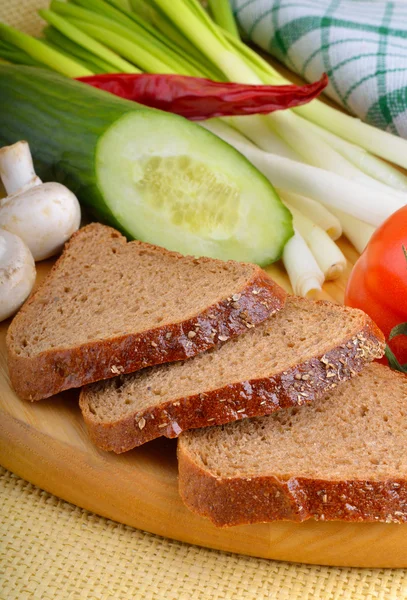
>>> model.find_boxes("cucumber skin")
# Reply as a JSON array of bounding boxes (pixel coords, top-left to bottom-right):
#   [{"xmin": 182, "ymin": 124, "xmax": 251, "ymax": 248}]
[
  {"xmin": 0, "ymin": 66, "xmax": 293, "ymax": 264},
  {"xmin": 0, "ymin": 65, "xmax": 158, "ymax": 231}
]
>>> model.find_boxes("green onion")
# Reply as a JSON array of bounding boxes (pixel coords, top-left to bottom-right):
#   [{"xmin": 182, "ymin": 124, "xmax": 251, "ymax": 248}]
[
  {"xmin": 39, "ymin": 9, "xmax": 140, "ymax": 73},
  {"xmin": 207, "ymin": 0, "xmax": 239, "ymax": 38},
  {"xmin": 43, "ymin": 25, "xmax": 119, "ymax": 73},
  {"xmin": 222, "ymin": 116, "xmax": 301, "ymax": 160},
  {"xmin": 4, "ymin": 0, "xmax": 407, "ymax": 297},
  {"xmin": 41, "ymin": 38, "xmax": 108, "ymax": 73},
  {"xmin": 0, "ymin": 39, "xmax": 47, "ymax": 68},
  {"xmin": 105, "ymin": 0, "xmax": 132, "ymax": 9},
  {"xmin": 331, "ymin": 210, "xmax": 374, "ymax": 254},
  {"xmin": 296, "ymin": 100, "xmax": 407, "ymax": 171},
  {"xmin": 282, "ymin": 229, "xmax": 324, "ymax": 297},
  {"xmin": 118, "ymin": 0, "xmax": 228, "ymax": 79},
  {"xmin": 129, "ymin": 0, "xmax": 207, "ymax": 62},
  {"xmin": 221, "ymin": 27, "xmax": 278, "ymax": 82},
  {"xmin": 67, "ymin": 17, "xmax": 174, "ymax": 73},
  {"xmin": 301, "ymin": 117, "xmax": 407, "ymax": 192},
  {"xmin": 146, "ymin": 0, "xmax": 297, "ymax": 162},
  {"xmin": 0, "ymin": 21, "xmax": 93, "ymax": 77},
  {"xmin": 75, "ymin": 0, "xmax": 199, "ymax": 65},
  {"xmin": 212, "ymin": 18, "xmax": 407, "ymax": 180},
  {"xmin": 276, "ymin": 191, "xmax": 342, "ymax": 240},
  {"xmin": 264, "ymin": 108, "xmax": 401, "ymax": 190},
  {"xmin": 152, "ymin": 0, "xmax": 260, "ymax": 83},
  {"xmin": 129, "ymin": 0, "xmax": 222, "ymax": 78},
  {"xmin": 155, "ymin": 0, "xmax": 407, "ymax": 188},
  {"xmin": 200, "ymin": 119, "xmax": 404, "ymax": 226},
  {"xmin": 52, "ymin": 0, "xmax": 201, "ymax": 76},
  {"xmin": 153, "ymin": 0, "xmax": 364, "ymax": 183},
  {"xmin": 220, "ymin": 24, "xmax": 407, "ymax": 173},
  {"xmin": 73, "ymin": 0, "xmax": 145, "ymax": 30},
  {"xmin": 284, "ymin": 200, "xmax": 346, "ymax": 281}
]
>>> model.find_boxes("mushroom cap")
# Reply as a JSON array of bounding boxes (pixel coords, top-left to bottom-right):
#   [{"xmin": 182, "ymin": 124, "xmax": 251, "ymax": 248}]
[
  {"xmin": 0, "ymin": 228, "xmax": 36, "ymax": 321},
  {"xmin": 0, "ymin": 182, "xmax": 81, "ymax": 261}
]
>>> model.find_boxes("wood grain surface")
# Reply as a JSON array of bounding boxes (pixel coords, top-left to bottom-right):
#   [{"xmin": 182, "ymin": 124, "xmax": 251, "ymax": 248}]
[{"xmin": 1, "ymin": 239, "xmax": 406, "ymax": 569}]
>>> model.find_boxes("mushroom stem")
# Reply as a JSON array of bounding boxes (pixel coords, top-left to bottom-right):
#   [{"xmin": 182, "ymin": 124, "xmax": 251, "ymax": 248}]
[{"xmin": 0, "ymin": 140, "xmax": 42, "ymax": 195}]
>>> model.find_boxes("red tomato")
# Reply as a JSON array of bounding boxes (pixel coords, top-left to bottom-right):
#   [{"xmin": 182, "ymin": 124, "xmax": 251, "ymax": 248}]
[{"xmin": 345, "ymin": 205, "xmax": 407, "ymax": 365}]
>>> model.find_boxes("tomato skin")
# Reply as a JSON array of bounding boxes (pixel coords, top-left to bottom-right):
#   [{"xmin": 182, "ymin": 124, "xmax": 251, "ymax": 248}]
[{"xmin": 345, "ymin": 205, "xmax": 407, "ymax": 365}]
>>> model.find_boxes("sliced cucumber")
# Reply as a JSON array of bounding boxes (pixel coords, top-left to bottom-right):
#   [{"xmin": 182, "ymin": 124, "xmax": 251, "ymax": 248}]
[
  {"xmin": 98, "ymin": 111, "xmax": 292, "ymax": 263},
  {"xmin": 0, "ymin": 65, "xmax": 293, "ymax": 264}
]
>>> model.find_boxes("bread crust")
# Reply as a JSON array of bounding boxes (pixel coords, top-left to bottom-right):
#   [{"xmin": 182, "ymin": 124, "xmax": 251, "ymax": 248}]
[
  {"xmin": 177, "ymin": 446, "xmax": 407, "ymax": 526},
  {"xmin": 80, "ymin": 314, "xmax": 385, "ymax": 452},
  {"xmin": 7, "ymin": 225, "xmax": 286, "ymax": 401}
]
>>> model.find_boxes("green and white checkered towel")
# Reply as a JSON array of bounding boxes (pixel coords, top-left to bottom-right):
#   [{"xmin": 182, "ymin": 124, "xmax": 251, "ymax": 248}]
[{"xmin": 231, "ymin": 0, "xmax": 407, "ymax": 136}]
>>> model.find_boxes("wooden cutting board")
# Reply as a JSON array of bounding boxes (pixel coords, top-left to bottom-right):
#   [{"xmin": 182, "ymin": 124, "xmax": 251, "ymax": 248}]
[{"xmin": 1, "ymin": 239, "xmax": 406, "ymax": 569}]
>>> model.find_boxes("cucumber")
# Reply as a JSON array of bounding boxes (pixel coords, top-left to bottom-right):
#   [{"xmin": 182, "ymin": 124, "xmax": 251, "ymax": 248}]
[{"xmin": 0, "ymin": 65, "xmax": 293, "ymax": 265}]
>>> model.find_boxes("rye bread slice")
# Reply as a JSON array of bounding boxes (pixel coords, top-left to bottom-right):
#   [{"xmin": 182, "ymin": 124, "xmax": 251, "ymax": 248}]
[
  {"xmin": 7, "ymin": 223, "xmax": 285, "ymax": 401},
  {"xmin": 178, "ymin": 363, "xmax": 407, "ymax": 527},
  {"xmin": 79, "ymin": 297, "xmax": 385, "ymax": 452}
]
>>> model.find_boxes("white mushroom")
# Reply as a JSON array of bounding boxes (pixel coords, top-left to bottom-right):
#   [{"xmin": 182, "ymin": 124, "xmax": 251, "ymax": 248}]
[
  {"xmin": 0, "ymin": 229, "xmax": 36, "ymax": 322},
  {"xmin": 0, "ymin": 141, "xmax": 81, "ymax": 261}
]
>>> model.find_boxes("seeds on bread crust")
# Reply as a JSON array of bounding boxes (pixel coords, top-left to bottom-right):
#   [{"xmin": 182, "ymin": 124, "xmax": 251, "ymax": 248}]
[
  {"xmin": 80, "ymin": 297, "xmax": 385, "ymax": 453},
  {"xmin": 178, "ymin": 363, "xmax": 407, "ymax": 526},
  {"xmin": 7, "ymin": 223, "xmax": 286, "ymax": 401}
]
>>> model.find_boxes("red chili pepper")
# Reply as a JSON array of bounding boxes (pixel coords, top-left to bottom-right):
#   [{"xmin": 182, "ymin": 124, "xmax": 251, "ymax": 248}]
[{"xmin": 77, "ymin": 73, "xmax": 328, "ymax": 120}]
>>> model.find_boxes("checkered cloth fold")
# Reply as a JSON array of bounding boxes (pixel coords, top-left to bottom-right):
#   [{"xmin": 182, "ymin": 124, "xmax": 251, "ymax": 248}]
[{"xmin": 232, "ymin": 0, "xmax": 407, "ymax": 137}]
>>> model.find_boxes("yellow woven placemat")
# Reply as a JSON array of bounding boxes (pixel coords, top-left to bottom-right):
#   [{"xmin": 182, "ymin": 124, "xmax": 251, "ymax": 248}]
[
  {"xmin": 0, "ymin": 0, "xmax": 49, "ymax": 35},
  {"xmin": 1, "ymin": 2, "xmax": 407, "ymax": 598},
  {"xmin": 2, "ymin": 466, "xmax": 407, "ymax": 600}
]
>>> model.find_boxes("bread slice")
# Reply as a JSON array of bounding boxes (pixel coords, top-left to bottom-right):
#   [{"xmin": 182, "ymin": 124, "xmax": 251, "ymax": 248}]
[
  {"xmin": 7, "ymin": 223, "xmax": 286, "ymax": 401},
  {"xmin": 178, "ymin": 363, "xmax": 407, "ymax": 527},
  {"xmin": 79, "ymin": 297, "xmax": 385, "ymax": 452}
]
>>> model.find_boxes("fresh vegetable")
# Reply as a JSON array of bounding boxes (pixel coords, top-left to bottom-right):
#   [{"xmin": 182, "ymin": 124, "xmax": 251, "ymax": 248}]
[
  {"xmin": 300, "ymin": 118, "xmax": 407, "ymax": 192},
  {"xmin": 149, "ymin": 0, "xmax": 407, "ymax": 186},
  {"xmin": 127, "ymin": 0, "xmax": 220, "ymax": 77},
  {"xmin": 0, "ymin": 139, "xmax": 41, "ymax": 193},
  {"xmin": 0, "ymin": 141, "xmax": 81, "ymax": 261},
  {"xmin": 0, "ymin": 39, "xmax": 47, "ymax": 68},
  {"xmin": 76, "ymin": 71, "xmax": 407, "ymax": 227},
  {"xmin": 199, "ymin": 120, "xmax": 404, "ymax": 226},
  {"xmin": 3, "ymin": 0, "xmax": 407, "ymax": 297},
  {"xmin": 39, "ymin": 9, "xmax": 140, "ymax": 73},
  {"xmin": 330, "ymin": 210, "xmax": 374, "ymax": 255},
  {"xmin": 283, "ymin": 200, "xmax": 346, "ymax": 281},
  {"xmin": 277, "ymin": 191, "xmax": 342, "ymax": 241},
  {"xmin": 42, "ymin": 9, "xmax": 175, "ymax": 75},
  {"xmin": 216, "ymin": 13, "xmax": 407, "ymax": 174},
  {"xmin": 345, "ymin": 205, "xmax": 407, "ymax": 365},
  {"xmin": 0, "ymin": 65, "xmax": 292, "ymax": 265},
  {"xmin": 0, "ymin": 21, "xmax": 93, "ymax": 77},
  {"xmin": 47, "ymin": 0, "xmax": 212, "ymax": 78},
  {"xmin": 0, "ymin": 229, "xmax": 36, "ymax": 322},
  {"xmin": 43, "ymin": 26, "xmax": 119, "ymax": 74},
  {"xmin": 282, "ymin": 229, "xmax": 324, "ymax": 298},
  {"xmin": 207, "ymin": 0, "xmax": 239, "ymax": 38},
  {"xmin": 77, "ymin": 72, "xmax": 328, "ymax": 119}
]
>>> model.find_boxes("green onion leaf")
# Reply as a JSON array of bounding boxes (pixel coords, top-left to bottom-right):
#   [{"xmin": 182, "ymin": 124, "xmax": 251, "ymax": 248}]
[
  {"xmin": 43, "ymin": 25, "xmax": 118, "ymax": 73},
  {"xmin": 207, "ymin": 0, "xmax": 240, "ymax": 38},
  {"xmin": 39, "ymin": 8, "xmax": 140, "ymax": 73},
  {"xmin": 0, "ymin": 21, "xmax": 93, "ymax": 77}
]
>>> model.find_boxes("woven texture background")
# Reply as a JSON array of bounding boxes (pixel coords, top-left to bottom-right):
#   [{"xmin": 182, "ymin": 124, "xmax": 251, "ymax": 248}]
[
  {"xmin": 0, "ymin": 0, "xmax": 48, "ymax": 35},
  {"xmin": 2, "ymin": 467, "xmax": 407, "ymax": 600},
  {"xmin": 1, "ymin": 1, "xmax": 407, "ymax": 598}
]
